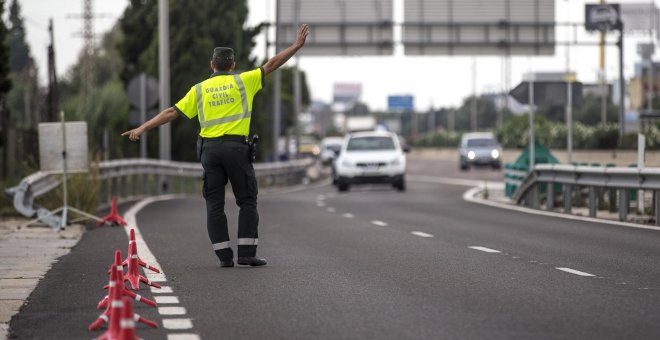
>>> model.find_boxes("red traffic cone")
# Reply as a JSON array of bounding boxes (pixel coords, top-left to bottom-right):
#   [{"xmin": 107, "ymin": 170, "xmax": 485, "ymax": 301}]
[
  {"xmin": 124, "ymin": 231, "xmax": 161, "ymax": 290},
  {"xmin": 118, "ymin": 297, "xmax": 159, "ymax": 339},
  {"xmin": 89, "ymin": 257, "xmax": 120, "ymax": 331},
  {"xmin": 98, "ymin": 196, "xmax": 128, "ymax": 226},
  {"xmin": 123, "ymin": 229, "xmax": 160, "ymax": 274},
  {"xmin": 98, "ymin": 251, "xmax": 157, "ymax": 309},
  {"xmin": 94, "ymin": 296, "xmax": 123, "ymax": 340},
  {"xmin": 90, "ymin": 252, "xmax": 158, "ymax": 333}
]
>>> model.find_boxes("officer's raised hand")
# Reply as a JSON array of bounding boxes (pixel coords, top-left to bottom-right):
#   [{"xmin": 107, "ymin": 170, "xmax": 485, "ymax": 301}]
[{"xmin": 262, "ymin": 24, "xmax": 310, "ymax": 76}]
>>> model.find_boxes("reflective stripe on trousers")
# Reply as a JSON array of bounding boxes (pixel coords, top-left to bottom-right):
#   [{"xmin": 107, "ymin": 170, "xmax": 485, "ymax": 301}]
[{"xmin": 237, "ymin": 238, "xmax": 258, "ymax": 246}]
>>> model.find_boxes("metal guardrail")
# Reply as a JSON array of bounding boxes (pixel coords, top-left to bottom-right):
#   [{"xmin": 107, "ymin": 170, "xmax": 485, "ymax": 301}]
[
  {"xmin": 513, "ymin": 164, "xmax": 660, "ymax": 224},
  {"xmin": 4, "ymin": 158, "xmax": 314, "ymax": 228}
]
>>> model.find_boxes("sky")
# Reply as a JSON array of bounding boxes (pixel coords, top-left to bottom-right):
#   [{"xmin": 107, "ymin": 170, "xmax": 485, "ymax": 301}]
[{"xmin": 14, "ymin": 0, "xmax": 660, "ymax": 111}]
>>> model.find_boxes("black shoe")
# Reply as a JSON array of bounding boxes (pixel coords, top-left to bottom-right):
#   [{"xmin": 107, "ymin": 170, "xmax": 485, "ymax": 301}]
[
  {"xmin": 220, "ymin": 260, "xmax": 234, "ymax": 267},
  {"xmin": 237, "ymin": 257, "xmax": 267, "ymax": 266}
]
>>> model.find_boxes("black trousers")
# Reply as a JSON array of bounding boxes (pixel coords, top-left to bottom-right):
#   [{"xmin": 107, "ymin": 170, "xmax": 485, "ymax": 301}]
[{"xmin": 200, "ymin": 138, "xmax": 259, "ymax": 260}]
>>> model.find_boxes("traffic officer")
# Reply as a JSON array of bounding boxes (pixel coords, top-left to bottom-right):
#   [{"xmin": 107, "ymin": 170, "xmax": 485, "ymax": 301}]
[{"xmin": 122, "ymin": 24, "xmax": 310, "ymax": 267}]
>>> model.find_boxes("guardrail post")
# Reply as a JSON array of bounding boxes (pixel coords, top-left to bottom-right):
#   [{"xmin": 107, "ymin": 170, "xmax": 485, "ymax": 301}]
[
  {"xmin": 120, "ymin": 176, "xmax": 127, "ymax": 199},
  {"xmin": 654, "ymin": 190, "xmax": 660, "ymax": 225},
  {"xmin": 546, "ymin": 182, "xmax": 554, "ymax": 210},
  {"xmin": 527, "ymin": 184, "xmax": 539, "ymax": 209},
  {"xmin": 588, "ymin": 187, "xmax": 597, "ymax": 218},
  {"xmin": 563, "ymin": 184, "xmax": 572, "ymax": 214},
  {"xmin": 608, "ymin": 189, "xmax": 617, "ymax": 213},
  {"xmin": 619, "ymin": 189, "xmax": 629, "ymax": 221}
]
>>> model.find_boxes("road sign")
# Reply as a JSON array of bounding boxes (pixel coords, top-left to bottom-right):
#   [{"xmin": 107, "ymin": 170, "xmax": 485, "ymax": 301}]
[
  {"xmin": 509, "ymin": 81, "xmax": 583, "ymax": 107},
  {"xmin": 38, "ymin": 122, "xmax": 88, "ymax": 173},
  {"xmin": 278, "ymin": 0, "xmax": 394, "ymax": 56},
  {"xmin": 585, "ymin": 4, "xmax": 621, "ymax": 32},
  {"xmin": 127, "ymin": 74, "xmax": 159, "ymax": 108},
  {"xmin": 388, "ymin": 95, "xmax": 414, "ymax": 112},
  {"xmin": 403, "ymin": 0, "xmax": 555, "ymax": 56}
]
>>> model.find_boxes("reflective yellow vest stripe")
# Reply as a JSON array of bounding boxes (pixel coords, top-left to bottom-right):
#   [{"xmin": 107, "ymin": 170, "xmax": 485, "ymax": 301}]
[{"xmin": 195, "ymin": 74, "xmax": 251, "ymax": 129}]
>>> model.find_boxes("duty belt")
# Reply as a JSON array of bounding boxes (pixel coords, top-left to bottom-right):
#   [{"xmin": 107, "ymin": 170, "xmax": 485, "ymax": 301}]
[{"xmin": 201, "ymin": 135, "xmax": 248, "ymax": 143}]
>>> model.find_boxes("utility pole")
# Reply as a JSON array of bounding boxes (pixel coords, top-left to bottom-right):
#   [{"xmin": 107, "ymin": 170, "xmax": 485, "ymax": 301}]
[
  {"xmin": 81, "ymin": 0, "xmax": 94, "ymax": 109},
  {"xmin": 471, "ymin": 58, "xmax": 477, "ymax": 131},
  {"xmin": 293, "ymin": 0, "xmax": 301, "ymax": 158},
  {"xmin": 528, "ymin": 72, "xmax": 535, "ymax": 172},
  {"xmin": 47, "ymin": 18, "xmax": 58, "ymax": 122},
  {"xmin": 599, "ymin": 0, "xmax": 607, "ymax": 124},
  {"xmin": 158, "ymin": 0, "xmax": 171, "ymax": 192},
  {"xmin": 272, "ymin": 0, "xmax": 281, "ymax": 162}
]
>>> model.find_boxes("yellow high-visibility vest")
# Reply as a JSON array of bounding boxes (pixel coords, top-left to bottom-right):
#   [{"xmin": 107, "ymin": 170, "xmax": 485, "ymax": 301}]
[{"xmin": 174, "ymin": 68, "xmax": 263, "ymax": 137}]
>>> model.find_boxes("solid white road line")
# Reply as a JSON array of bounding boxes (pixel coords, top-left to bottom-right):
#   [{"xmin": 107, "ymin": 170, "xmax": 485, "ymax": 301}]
[
  {"xmin": 469, "ymin": 246, "xmax": 502, "ymax": 253},
  {"xmin": 155, "ymin": 296, "xmax": 181, "ymax": 304},
  {"xmin": 124, "ymin": 195, "xmax": 183, "ymax": 282},
  {"xmin": 342, "ymin": 213, "xmax": 355, "ymax": 218},
  {"xmin": 167, "ymin": 334, "xmax": 201, "ymax": 340},
  {"xmin": 411, "ymin": 231, "xmax": 434, "ymax": 238},
  {"xmin": 162, "ymin": 319, "xmax": 194, "ymax": 330},
  {"xmin": 371, "ymin": 220, "xmax": 388, "ymax": 227},
  {"xmin": 158, "ymin": 307, "xmax": 187, "ymax": 315},
  {"xmin": 556, "ymin": 267, "xmax": 596, "ymax": 277}
]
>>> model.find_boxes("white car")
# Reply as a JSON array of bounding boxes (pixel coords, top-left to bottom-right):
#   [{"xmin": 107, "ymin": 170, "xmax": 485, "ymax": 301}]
[
  {"xmin": 319, "ymin": 136, "xmax": 344, "ymax": 166},
  {"xmin": 334, "ymin": 131, "xmax": 407, "ymax": 192}
]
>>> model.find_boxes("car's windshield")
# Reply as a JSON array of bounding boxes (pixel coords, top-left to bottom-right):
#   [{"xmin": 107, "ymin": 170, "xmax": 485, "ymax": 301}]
[
  {"xmin": 347, "ymin": 136, "xmax": 395, "ymax": 151},
  {"xmin": 325, "ymin": 144, "xmax": 341, "ymax": 152},
  {"xmin": 466, "ymin": 138, "xmax": 497, "ymax": 147}
]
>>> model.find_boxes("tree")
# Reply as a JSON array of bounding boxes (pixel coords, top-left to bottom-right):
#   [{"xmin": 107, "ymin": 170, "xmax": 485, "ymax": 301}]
[
  {"xmin": 117, "ymin": 0, "xmax": 309, "ymax": 162},
  {"xmin": 453, "ymin": 96, "xmax": 511, "ymax": 131},
  {"xmin": 0, "ymin": 0, "xmax": 12, "ymax": 179}
]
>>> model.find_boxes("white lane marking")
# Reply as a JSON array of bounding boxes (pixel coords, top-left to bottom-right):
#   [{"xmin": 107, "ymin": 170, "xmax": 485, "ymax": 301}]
[
  {"xmin": 167, "ymin": 334, "xmax": 201, "ymax": 340},
  {"xmin": 158, "ymin": 307, "xmax": 187, "ymax": 315},
  {"xmin": 162, "ymin": 319, "xmax": 194, "ymax": 330},
  {"xmin": 316, "ymin": 201, "xmax": 326, "ymax": 207},
  {"xmin": 125, "ymin": 195, "xmax": 199, "ymax": 338},
  {"xmin": 469, "ymin": 246, "xmax": 501, "ymax": 253},
  {"xmin": 371, "ymin": 220, "xmax": 388, "ymax": 227},
  {"xmin": 317, "ymin": 195, "xmax": 325, "ymax": 201},
  {"xmin": 411, "ymin": 231, "xmax": 434, "ymax": 238},
  {"xmin": 124, "ymin": 195, "xmax": 183, "ymax": 283},
  {"xmin": 556, "ymin": 267, "xmax": 596, "ymax": 277},
  {"xmin": 342, "ymin": 213, "xmax": 355, "ymax": 218},
  {"xmin": 152, "ymin": 286, "xmax": 173, "ymax": 294},
  {"xmin": 327, "ymin": 207, "xmax": 336, "ymax": 213},
  {"xmin": 463, "ymin": 186, "xmax": 660, "ymax": 232},
  {"xmin": 409, "ymin": 175, "xmax": 485, "ymax": 187},
  {"xmin": 155, "ymin": 296, "xmax": 180, "ymax": 304}
]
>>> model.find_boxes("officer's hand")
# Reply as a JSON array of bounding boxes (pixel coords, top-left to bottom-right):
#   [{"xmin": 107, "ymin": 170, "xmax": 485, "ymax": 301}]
[
  {"xmin": 295, "ymin": 24, "xmax": 309, "ymax": 48},
  {"xmin": 121, "ymin": 127, "xmax": 144, "ymax": 141}
]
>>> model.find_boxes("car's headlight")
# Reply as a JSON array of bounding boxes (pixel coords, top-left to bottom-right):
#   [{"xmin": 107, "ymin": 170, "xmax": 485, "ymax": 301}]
[
  {"xmin": 491, "ymin": 149, "xmax": 500, "ymax": 159},
  {"xmin": 391, "ymin": 157, "xmax": 402, "ymax": 166},
  {"xmin": 341, "ymin": 159, "xmax": 353, "ymax": 167},
  {"xmin": 467, "ymin": 151, "xmax": 476, "ymax": 160}
]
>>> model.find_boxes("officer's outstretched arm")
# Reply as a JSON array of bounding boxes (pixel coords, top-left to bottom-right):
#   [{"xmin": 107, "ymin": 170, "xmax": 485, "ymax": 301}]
[
  {"xmin": 262, "ymin": 24, "xmax": 309, "ymax": 76},
  {"xmin": 121, "ymin": 107, "xmax": 178, "ymax": 141}
]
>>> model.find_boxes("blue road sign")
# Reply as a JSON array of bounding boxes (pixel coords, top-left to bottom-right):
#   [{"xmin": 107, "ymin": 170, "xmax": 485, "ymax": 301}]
[{"xmin": 388, "ymin": 95, "xmax": 414, "ymax": 112}]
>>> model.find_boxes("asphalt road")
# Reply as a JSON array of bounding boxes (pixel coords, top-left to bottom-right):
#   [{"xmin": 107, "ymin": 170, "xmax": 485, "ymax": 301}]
[{"xmin": 9, "ymin": 158, "xmax": 660, "ymax": 339}]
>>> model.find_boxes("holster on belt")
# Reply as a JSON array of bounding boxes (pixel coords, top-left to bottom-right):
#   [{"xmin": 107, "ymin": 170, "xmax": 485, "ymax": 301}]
[
  {"xmin": 248, "ymin": 134, "xmax": 259, "ymax": 163},
  {"xmin": 196, "ymin": 136, "xmax": 203, "ymax": 161}
]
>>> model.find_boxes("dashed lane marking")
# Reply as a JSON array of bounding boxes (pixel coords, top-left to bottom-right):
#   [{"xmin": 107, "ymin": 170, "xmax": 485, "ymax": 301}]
[
  {"xmin": 556, "ymin": 267, "xmax": 596, "ymax": 277},
  {"xmin": 327, "ymin": 207, "xmax": 336, "ymax": 213},
  {"xmin": 167, "ymin": 334, "xmax": 201, "ymax": 340},
  {"xmin": 154, "ymin": 296, "xmax": 180, "ymax": 304},
  {"xmin": 342, "ymin": 213, "xmax": 355, "ymax": 218},
  {"xmin": 371, "ymin": 220, "xmax": 388, "ymax": 227},
  {"xmin": 411, "ymin": 231, "xmax": 434, "ymax": 238},
  {"xmin": 152, "ymin": 286, "xmax": 173, "ymax": 294},
  {"xmin": 162, "ymin": 319, "xmax": 194, "ymax": 330},
  {"xmin": 158, "ymin": 307, "xmax": 187, "ymax": 315},
  {"xmin": 468, "ymin": 246, "xmax": 501, "ymax": 253}
]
